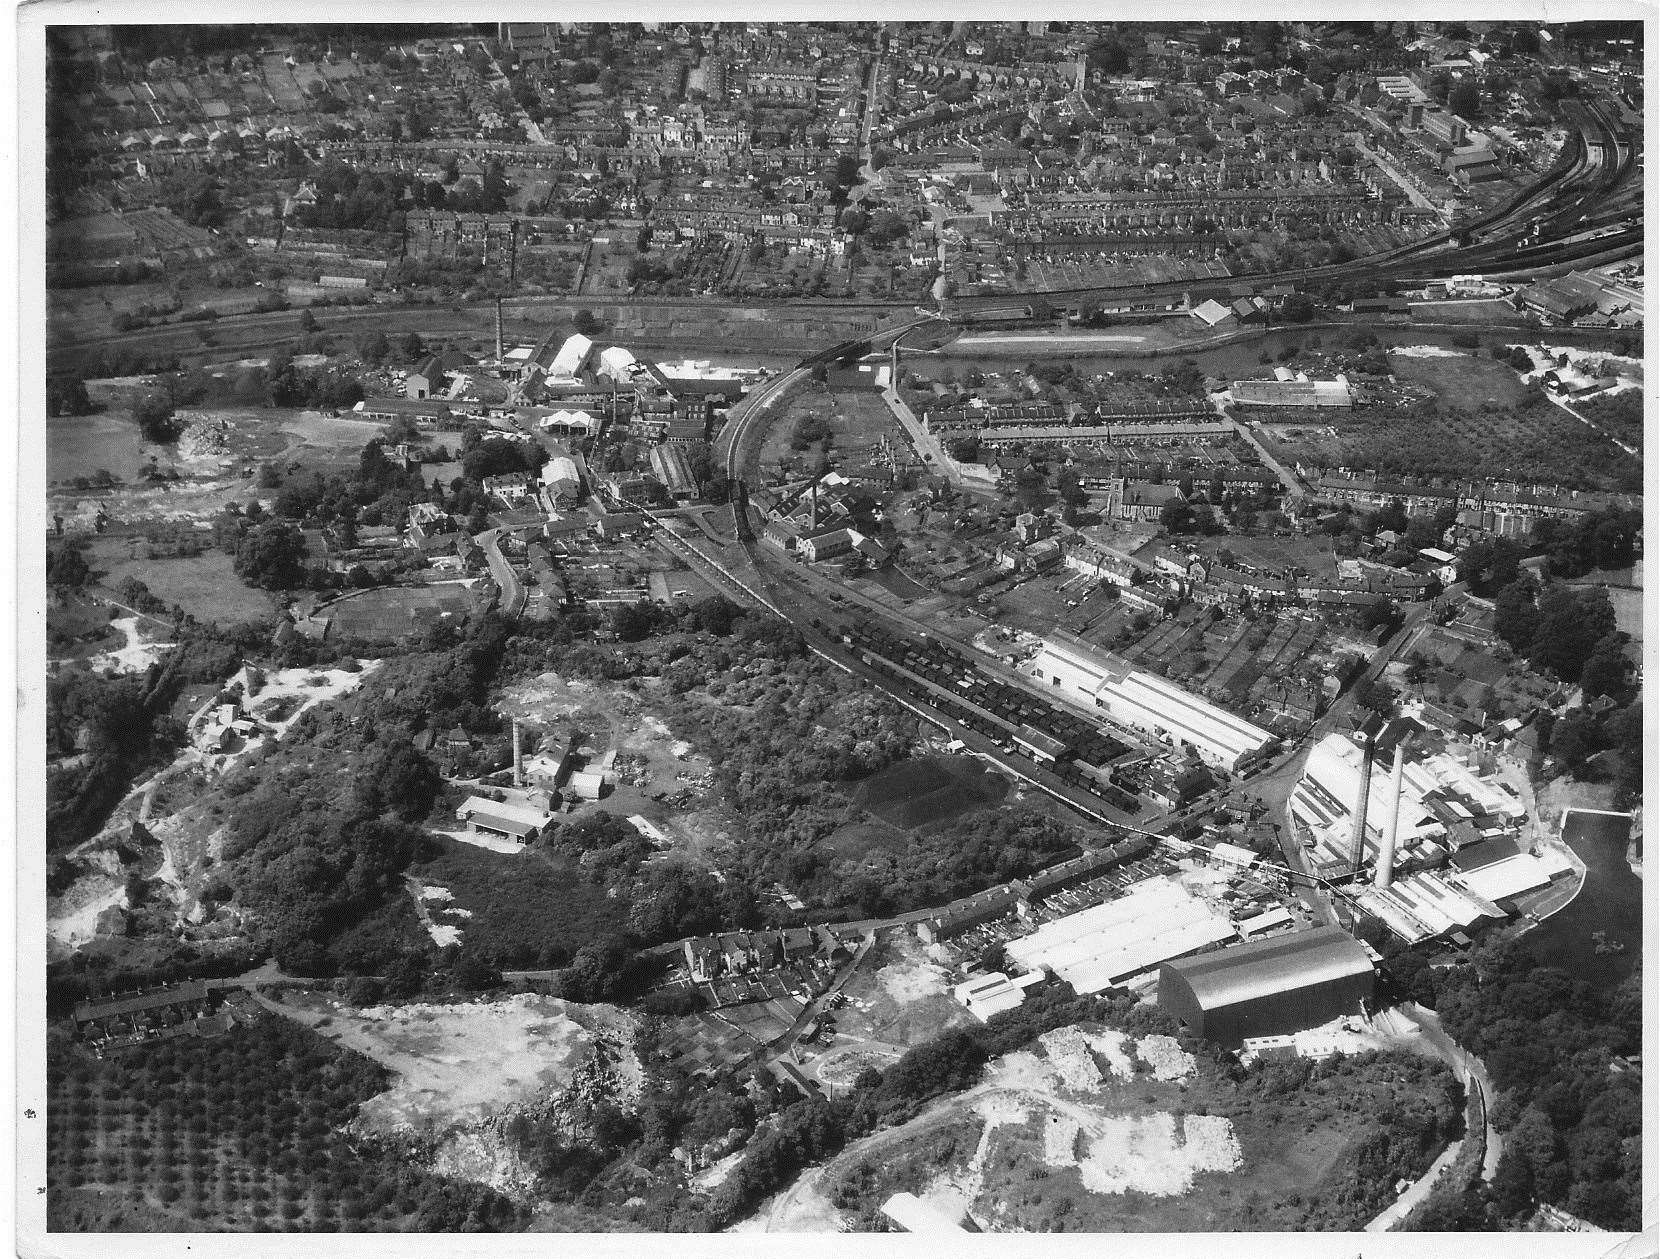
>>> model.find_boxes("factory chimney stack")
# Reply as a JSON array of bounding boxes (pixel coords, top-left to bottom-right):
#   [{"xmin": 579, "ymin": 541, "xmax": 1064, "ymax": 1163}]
[
  {"xmin": 1375, "ymin": 741, "xmax": 1407, "ymax": 890},
  {"xmin": 512, "ymin": 720, "xmax": 523, "ymax": 787},
  {"xmin": 495, "ymin": 298, "xmax": 505, "ymax": 364},
  {"xmin": 1348, "ymin": 733, "xmax": 1375, "ymax": 877}
]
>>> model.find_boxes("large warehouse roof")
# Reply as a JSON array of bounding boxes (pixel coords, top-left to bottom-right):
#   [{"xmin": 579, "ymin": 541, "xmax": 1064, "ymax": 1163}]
[
  {"xmin": 1161, "ymin": 926, "xmax": 1372, "ymax": 1011},
  {"xmin": 549, "ymin": 333, "xmax": 594, "ymax": 380},
  {"xmin": 1452, "ymin": 848, "xmax": 1573, "ymax": 903},
  {"xmin": 1031, "ymin": 634, "xmax": 1275, "ymax": 771},
  {"xmin": 1229, "ymin": 378, "xmax": 1353, "ymax": 408},
  {"xmin": 1007, "ymin": 877, "xmax": 1235, "ymax": 993}
]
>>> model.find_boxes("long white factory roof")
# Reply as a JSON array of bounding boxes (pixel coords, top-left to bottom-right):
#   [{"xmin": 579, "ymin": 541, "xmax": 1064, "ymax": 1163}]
[
  {"xmin": 1452, "ymin": 849, "xmax": 1573, "ymax": 902},
  {"xmin": 1031, "ymin": 635, "xmax": 1274, "ymax": 770},
  {"xmin": 549, "ymin": 333, "xmax": 594, "ymax": 379},
  {"xmin": 1007, "ymin": 877, "xmax": 1234, "ymax": 994},
  {"xmin": 1355, "ymin": 871, "xmax": 1493, "ymax": 943}
]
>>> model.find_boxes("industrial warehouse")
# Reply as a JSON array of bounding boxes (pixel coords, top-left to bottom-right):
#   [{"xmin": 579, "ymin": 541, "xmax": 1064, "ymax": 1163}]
[
  {"xmin": 1157, "ymin": 926, "xmax": 1376, "ymax": 1047},
  {"xmin": 1027, "ymin": 633, "xmax": 1278, "ymax": 773},
  {"xmin": 1004, "ymin": 875, "xmax": 1238, "ymax": 994}
]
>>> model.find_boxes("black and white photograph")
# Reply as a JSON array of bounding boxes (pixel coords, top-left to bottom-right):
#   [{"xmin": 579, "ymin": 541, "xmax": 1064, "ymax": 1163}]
[{"xmin": 17, "ymin": 8, "xmax": 1654, "ymax": 1250}]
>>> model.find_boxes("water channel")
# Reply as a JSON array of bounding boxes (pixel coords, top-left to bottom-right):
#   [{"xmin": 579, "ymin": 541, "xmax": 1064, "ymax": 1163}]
[{"xmin": 1524, "ymin": 809, "xmax": 1643, "ymax": 991}]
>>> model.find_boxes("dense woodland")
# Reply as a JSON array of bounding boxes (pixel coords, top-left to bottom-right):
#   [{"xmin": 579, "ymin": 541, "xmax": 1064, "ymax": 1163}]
[{"xmin": 1362, "ymin": 933, "xmax": 1643, "ymax": 1232}]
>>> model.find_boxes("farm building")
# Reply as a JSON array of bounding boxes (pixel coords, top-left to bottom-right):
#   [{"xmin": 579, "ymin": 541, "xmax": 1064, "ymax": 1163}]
[
  {"xmin": 1157, "ymin": 925, "xmax": 1375, "ymax": 1047},
  {"xmin": 1028, "ymin": 633, "xmax": 1276, "ymax": 773},
  {"xmin": 1004, "ymin": 876, "xmax": 1235, "ymax": 994}
]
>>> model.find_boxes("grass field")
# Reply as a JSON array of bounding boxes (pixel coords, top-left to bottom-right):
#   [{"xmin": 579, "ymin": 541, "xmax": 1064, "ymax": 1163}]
[
  {"xmin": 850, "ymin": 756, "xmax": 1008, "ymax": 832},
  {"xmin": 411, "ymin": 836, "xmax": 630, "ymax": 970},
  {"xmin": 761, "ymin": 384, "xmax": 907, "ymax": 471},
  {"xmin": 1388, "ymin": 350, "xmax": 1532, "ymax": 410},
  {"xmin": 326, "ymin": 584, "xmax": 476, "ymax": 642},
  {"xmin": 86, "ymin": 544, "xmax": 276, "ymax": 626}
]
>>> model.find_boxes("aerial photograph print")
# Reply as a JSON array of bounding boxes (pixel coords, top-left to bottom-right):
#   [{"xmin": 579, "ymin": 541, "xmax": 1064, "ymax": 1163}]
[{"xmin": 23, "ymin": 11, "xmax": 1653, "ymax": 1250}]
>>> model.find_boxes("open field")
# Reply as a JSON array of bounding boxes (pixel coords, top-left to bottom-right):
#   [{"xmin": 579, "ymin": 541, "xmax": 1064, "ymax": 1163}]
[
  {"xmin": 759, "ymin": 382, "xmax": 907, "ymax": 471},
  {"xmin": 410, "ymin": 836, "xmax": 630, "ymax": 970},
  {"xmin": 815, "ymin": 931, "xmax": 976, "ymax": 1051},
  {"xmin": 1387, "ymin": 350, "xmax": 1532, "ymax": 410},
  {"xmin": 849, "ymin": 755, "xmax": 1008, "ymax": 832},
  {"xmin": 325, "ymin": 583, "xmax": 477, "ymax": 642},
  {"xmin": 259, "ymin": 990, "xmax": 638, "ymax": 1143},
  {"xmin": 85, "ymin": 542, "xmax": 276, "ymax": 626}
]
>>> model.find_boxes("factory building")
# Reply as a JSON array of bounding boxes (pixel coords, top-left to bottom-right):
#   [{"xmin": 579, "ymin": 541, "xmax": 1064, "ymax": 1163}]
[
  {"xmin": 1228, "ymin": 377, "xmax": 1354, "ymax": 408},
  {"xmin": 951, "ymin": 970, "xmax": 1046, "ymax": 1022},
  {"xmin": 1028, "ymin": 634, "xmax": 1276, "ymax": 773},
  {"xmin": 1157, "ymin": 926, "xmax": 1375, "ymax": 1047},
  {"xmin": 1004, "ymin": 876, "xmax": 1236, "ymax": 994},
  {"xmin": 649, "ymin": 443, "xmax": 698, "ymax": 500},
  {"xmin": 1290, "ymin": 731, "xmax": 1526, "ymax": 879}
]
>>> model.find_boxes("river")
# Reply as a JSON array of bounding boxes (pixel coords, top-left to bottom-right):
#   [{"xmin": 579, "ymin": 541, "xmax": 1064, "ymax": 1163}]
[{"xmin": 1525, "ymin": 809, "xmax": 1643, "ymax": 990}]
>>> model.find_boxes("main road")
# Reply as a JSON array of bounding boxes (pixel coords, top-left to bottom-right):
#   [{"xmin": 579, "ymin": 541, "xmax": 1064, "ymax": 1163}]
[{"xmin": 477, "ymin": 524, "xmax": 527, "ymax": 617}]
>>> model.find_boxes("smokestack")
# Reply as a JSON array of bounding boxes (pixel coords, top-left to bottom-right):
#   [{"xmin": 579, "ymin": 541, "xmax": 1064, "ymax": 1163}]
[
  {"xmin": 496, "ymin": 298, "xmax": 505, "ymax": 365},
  {"xmin": 811, "ymin": 480, "xmax": 820, "ymax": 531},
  {"xmin": 1375, "ymin": 742, "xmax": 1407, "ymax": 890},
  {"xmin": 512, "ymin": 720, "xmax": 523, "ymax": 787},
  {"xmin": 1348, "ymin": 734, "xmax": 1374, "ymax": 877}
]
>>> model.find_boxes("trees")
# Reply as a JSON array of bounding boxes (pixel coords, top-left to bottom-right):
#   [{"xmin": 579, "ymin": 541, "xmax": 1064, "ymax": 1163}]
[
  {"xmin": 234, "ymin": 522, "xmax": 307, "ymax": 590},
  {"xmin": 1578, "ymin": 633, "xmax": 1632, "ymax": 700},
  {"xmin": 46, "ymin": 541, "xmax": 92, "ymax": 589},
  {"xmin": 1527, "ymin": 585, "xmax": 1615, "ymax": 680},
  {"xmin": 1458, "ymin": 537, "xmax": 1527, "ymax": 595},
  {"xmin": 1492, "ymin": 577, "xmax": 1540, "ymax": 653},
  {"xmin": 1448, "ymin": 79, "xmax": 1481, "ymax": 118},
  {"xmin": 1160, "ymin": 499, "xmax": 1197, "ymax": 534},
  {"xmin": 132, "ymin": 392, "xmax": 185, "ymax": 443},
  {"xmin": 866, "ymin": 210, "xmax": 909, "ymax": 246},
  {"xmin": 1547, "ymin": 710, "xmax": 1602, "ymax": 771},
  {"xmin": 354, "ymin": 742, "xmax": 441, "ymax": 823},
  {"xmin": 47, "ymin": 372, "xmax": 95, "ymax": 417}
]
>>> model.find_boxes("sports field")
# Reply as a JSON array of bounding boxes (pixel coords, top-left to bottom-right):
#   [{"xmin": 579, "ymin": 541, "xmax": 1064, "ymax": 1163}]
[
  {"xmin": 851, "ymin": 755, "xmax": 1008, "ymax": 831},
  {"xmin": 326, "ymin": 583, "xmax": 476, "ymax": 641}
]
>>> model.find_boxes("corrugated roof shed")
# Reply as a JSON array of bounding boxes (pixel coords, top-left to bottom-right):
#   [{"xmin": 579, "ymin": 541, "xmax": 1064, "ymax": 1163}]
[{"xmin": 1162, "ymin": 926, "xmax": 1371, "ymax": 1011}]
